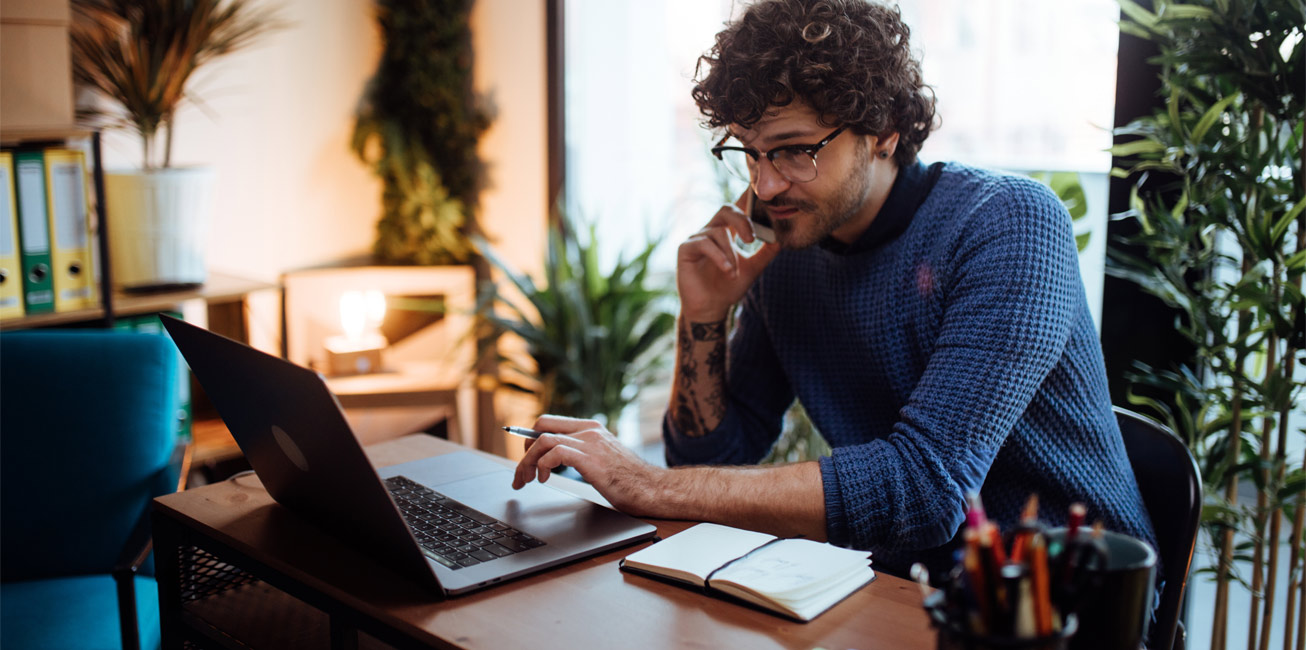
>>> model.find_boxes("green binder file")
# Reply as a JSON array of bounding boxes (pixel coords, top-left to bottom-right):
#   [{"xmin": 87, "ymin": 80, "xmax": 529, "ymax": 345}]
[
  {"xmin": 115, "ymin": 313, "xmax": 193, "ymax": 440},
  {"xmin": 13, "ymin": 150, "xmax": 54, "ymax": 315}
]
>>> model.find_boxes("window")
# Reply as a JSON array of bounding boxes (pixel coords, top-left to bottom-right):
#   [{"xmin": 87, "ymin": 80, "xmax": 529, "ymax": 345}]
[{"xmin": 563, "ymin": 0, "xmax": 1120, "ymax": 307}]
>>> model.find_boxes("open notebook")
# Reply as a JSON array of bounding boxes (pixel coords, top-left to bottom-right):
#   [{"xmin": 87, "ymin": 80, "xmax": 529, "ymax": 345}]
[{"xmin": 620, "ymin": 523, "xmax": 875, "ymax": 622}]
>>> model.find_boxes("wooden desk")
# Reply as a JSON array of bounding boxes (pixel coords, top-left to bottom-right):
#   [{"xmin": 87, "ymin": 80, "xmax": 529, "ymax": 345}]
[{"xmin": 152, "ymin": 435, "xmax": 934, "ymax": 649}]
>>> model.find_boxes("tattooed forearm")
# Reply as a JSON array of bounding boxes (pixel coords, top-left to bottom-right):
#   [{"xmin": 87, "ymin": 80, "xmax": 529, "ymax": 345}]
[
  {"xmin": 677, "ymin": 323, "xmax": 697, "ymax": 385},
  {"xmin": 703, "ymin": 339, "xmax": 727, "ymax": 416},
  {"xmin": 691, "ymin": 321, "xmax": 726, "ymax": 342},
  {"xmin": 669, "ymin": 318, "xmax": 729, "ymax": 437}
]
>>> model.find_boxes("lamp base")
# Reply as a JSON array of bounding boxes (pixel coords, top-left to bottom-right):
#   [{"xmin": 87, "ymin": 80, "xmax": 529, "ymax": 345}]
[{"xmin": 324, "ymin": 334, "xmax": 386, "ymax": 376}]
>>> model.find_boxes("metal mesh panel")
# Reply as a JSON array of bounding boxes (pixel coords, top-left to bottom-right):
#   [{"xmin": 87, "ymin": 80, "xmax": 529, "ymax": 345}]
[{"xmin": 178, "ymin": 544, "xmax": 258, "ymax": 602}]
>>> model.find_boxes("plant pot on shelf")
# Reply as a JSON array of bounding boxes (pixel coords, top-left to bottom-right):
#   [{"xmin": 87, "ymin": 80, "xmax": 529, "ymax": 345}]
[{"xmin": 105, "ymin": 167, "xmax": 215, "ymax": 290}]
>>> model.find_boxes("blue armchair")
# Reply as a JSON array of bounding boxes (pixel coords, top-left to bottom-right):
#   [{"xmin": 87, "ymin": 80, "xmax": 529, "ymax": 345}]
[{"xmin": 1, "ymin": 330, "xmax": 186, "ymax": 650}]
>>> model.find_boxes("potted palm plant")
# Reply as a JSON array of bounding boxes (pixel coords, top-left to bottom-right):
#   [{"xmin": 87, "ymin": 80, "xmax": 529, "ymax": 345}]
[
  {"xmin": 473, "ymin": 216, "xmax": 677, "ymax": 442},
  {"xmin": 70, "ymin": 0, "xmax": 280, "ymax": 289}
]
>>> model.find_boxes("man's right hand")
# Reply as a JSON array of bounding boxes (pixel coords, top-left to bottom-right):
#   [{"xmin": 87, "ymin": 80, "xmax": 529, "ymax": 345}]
[{"xmin": 676, "ymin": 198, "xmax": 780, "ymax": 322}]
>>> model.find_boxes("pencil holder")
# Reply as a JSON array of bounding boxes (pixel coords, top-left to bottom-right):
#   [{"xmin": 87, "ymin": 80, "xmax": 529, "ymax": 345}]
[
  {"xmin": 925, "ymin": 591, "xmax": 1077, "ymax": 650},
  {"xmin": 1045, "ymin": 527, "xmax": 1156, "ymax": 650}
]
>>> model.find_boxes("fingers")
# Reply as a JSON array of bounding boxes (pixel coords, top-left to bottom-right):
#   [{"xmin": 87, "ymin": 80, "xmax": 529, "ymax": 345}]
[
  {"xmin": 706, "ymin": 202, "xmax": 755, "ymax": 242},
  {"xmin": 512, "ymin": 433, "xmax": 584, "ymax": 489},
  {"xmin": 738, "ymin": 240, "xmax": 781, "ymax": 275},
  {"xmin": 680, "ymin": 231, "xmax": 739, "ymax": 276},
  {"xmin": 535, "ymin": 444, "xmax": 586, "ymax": 484},
  {"xmin": 533, "ymin": 414, "xmax": 601, "ymax": 434}
]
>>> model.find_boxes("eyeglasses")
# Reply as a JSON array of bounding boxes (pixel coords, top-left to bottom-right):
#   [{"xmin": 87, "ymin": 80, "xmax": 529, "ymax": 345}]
[{"xmin": 711, "ymin": 126, "xmax": 847, "ymax": 184}]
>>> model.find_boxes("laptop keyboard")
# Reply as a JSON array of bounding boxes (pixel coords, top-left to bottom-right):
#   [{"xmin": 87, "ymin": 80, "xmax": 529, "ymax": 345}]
[{"xmin": 384, "ymin": 475, "xmax": 546, "ymax": 570}]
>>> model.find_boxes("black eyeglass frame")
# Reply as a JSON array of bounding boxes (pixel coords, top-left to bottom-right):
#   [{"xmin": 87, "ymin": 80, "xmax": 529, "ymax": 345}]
[{"xmin": 710, "ymin": 125, "xmax": 848, "ymax": 183}]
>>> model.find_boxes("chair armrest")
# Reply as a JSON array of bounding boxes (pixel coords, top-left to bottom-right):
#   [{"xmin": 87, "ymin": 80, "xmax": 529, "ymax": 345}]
[
  {"xmin": 111, "ymin": 499, "xmax": 151, "ymax": 650},
  {"xmin": 173, "ymin": 439, "xmax": 194, "ymax": 493},
  {"xmin": 113, "ymin": 499, "xmax": 155, "ymax": 580},
  {"xmin": 113, "ymin": 439, "xmax": 191, "ymax": 579}
]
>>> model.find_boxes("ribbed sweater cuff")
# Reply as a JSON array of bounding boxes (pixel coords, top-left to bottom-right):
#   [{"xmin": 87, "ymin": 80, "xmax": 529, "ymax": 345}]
[{"xmin": 819, "ymin": 455, "xmax": 850, "ymax": 547}]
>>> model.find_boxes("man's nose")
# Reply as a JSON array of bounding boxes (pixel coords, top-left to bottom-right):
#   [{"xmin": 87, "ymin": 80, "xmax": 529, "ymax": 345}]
[{"xmin": 751, "ymin": 158, "xmax": 791, "ymax": 202}]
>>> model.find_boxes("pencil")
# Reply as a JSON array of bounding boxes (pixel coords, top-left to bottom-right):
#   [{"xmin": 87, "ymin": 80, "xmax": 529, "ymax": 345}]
[
  {"xmin": 1030, "ymin": 533, "xmax": 1053, "ymax": 636},
  {"xmin": 1010, "ymin": 494, "xmax": 1039, "ymax": 564},
  {"xmin": 964, "ymin": 527, "xmax": 991, "ymax": 635}
]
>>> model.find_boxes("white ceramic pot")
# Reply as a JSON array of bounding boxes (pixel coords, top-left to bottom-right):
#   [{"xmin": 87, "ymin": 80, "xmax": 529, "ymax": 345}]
[{"xmin": 104, "ymin": 167, "xmax": 215, "ymax": 289}]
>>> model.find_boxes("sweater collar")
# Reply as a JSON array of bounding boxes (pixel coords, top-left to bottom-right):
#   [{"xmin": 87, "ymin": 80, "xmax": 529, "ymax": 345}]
[{"xmin": 820, "ymin": 160, "xmax": 943, "ymax": 255}]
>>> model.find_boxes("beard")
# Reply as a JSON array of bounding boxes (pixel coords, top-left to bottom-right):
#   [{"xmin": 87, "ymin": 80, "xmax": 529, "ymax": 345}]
[{"xmin": 767, "ymin": 141, "xmax": 875, "ymax": 249}]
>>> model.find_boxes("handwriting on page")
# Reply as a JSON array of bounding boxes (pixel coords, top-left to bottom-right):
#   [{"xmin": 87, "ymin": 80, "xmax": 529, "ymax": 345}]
[
  {"xmin": 717, "ymin": 556, "xmax": 818, "ymax": 593},
  {"xmin": 713, "ymin": 539, "xmax": 865, "ymax": 597}
]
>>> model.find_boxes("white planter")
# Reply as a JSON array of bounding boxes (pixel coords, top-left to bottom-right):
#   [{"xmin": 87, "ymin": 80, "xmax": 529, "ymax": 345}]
[{"xmin": 105, "ymin": 167, "xmax": 215, "ymax": 289}]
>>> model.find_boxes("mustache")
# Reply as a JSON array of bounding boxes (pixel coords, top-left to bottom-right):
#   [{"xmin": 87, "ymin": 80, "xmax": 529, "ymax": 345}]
[{"xmin": 762, "ymin": 196, "xmax": 817, "ymax": 212}]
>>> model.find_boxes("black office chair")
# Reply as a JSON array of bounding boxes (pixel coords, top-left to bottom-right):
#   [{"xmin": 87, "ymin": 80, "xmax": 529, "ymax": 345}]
[{"xmin": 1115, "ymin": 407, "xmax": 1203, "ymax": 650}]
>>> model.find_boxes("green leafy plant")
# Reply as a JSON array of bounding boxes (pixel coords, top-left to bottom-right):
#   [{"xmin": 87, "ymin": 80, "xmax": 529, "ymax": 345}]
[
  {"xmin": 1109, "ymin": 1, "xmax": 1303, "ymax": 647},
  {"xmin": 473, "ymin": 218, "xmax": 677, "ymax": 431},
  {"xmin": 71, "ymin": 0, "xmax": 281, "ymax": 170},
  {"xmin": 1029, "ymin": 171, "xmax": 1093, "ymax": 252},
  {"xmin": 352, "ymin": 0, "xmax": 491, "ymax": 266}
]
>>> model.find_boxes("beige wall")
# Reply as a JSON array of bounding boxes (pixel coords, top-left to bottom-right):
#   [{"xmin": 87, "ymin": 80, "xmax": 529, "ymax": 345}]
[
  {"xmin": 96, "ymin": 0, "xmax": 547, "ymax": 291},
  {"xmin": 472, "ymin": 0, "xmax": 547, "ymax": 279}
]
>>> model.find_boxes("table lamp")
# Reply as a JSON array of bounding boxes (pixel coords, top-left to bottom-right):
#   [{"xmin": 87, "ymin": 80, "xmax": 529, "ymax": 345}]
[{"xmin": 324, "ymin": 289, "xmax": 387, "ymax": 375}]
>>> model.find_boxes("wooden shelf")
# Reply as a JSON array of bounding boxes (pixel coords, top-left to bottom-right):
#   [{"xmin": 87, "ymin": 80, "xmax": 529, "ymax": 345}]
[
  {"xmin": 0, "ymin": 271, "xmax": 278, "ymax": 329},
  {"xmin": 0, "ymin": 127, "xmax": 94, "ymax": 147},
  {"xmin": 191, "ymin": 417, "xmax": 244, "ymax": 466}
]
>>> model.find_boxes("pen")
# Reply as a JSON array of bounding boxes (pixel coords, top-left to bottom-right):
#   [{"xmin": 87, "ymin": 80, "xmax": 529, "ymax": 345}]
[{"xmin": 502, "ymin": 426, "xmax": 544, "ymax": 439}]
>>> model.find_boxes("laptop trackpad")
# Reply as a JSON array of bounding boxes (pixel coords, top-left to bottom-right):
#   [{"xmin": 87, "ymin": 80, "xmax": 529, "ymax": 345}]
[
  {"xmin": 437, "ymin": 473, "xmax": 601, "ymax": 540},
  {"xmin": 378, "ymin": 451, "xmax": 509, "ymax": 487}
]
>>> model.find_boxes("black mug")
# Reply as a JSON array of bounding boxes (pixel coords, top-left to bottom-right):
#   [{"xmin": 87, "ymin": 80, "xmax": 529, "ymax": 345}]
[{"xmin": 1045, "ymin": 527, "xmax": 1156, "ymax": 650}]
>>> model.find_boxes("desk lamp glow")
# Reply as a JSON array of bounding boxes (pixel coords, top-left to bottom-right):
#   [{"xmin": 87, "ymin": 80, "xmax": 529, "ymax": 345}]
[{"xmin": 324, "ymin": 289, "xmax": 387, "ymax": 375}]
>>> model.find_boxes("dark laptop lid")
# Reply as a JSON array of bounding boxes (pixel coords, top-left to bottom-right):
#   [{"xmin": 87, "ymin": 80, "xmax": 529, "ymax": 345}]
[{"xmin": 160, "ymin": 315, "xmax": 440, "ymax": 591}]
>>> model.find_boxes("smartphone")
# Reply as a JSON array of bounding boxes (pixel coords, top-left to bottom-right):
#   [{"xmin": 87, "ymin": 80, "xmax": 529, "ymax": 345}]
[{"xmin": 745, "ymin": 191, "xmax": 776, "ymax": 244}]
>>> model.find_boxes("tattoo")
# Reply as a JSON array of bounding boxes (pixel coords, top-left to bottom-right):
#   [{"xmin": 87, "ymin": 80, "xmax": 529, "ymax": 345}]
[
  {"xmin": 672, "ymin": 319, "xmax": 730, "ymax": 437},
  {"xmin": 705, "ymin": 338, "xmax": 726, "ymax": 378},
  {"xmin": 704, "ymin": 342, "xmax": 727, "ymax": 417},
  {"xmin": 674, "ymin": 393, "xmax": 707, "ymax": 435},
  {"xmin": 678, "ymin": 325, "xmax": 697, "ymax": 385},
  {"xmin": 690, "ymin": 321, "xmax": 726, "ymax": 341}
]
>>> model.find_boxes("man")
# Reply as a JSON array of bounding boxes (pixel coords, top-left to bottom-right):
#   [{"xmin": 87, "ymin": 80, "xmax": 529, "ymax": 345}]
[{"xmin": 511, "ymin": 0, "xmax": 1156, "ymax": 578}]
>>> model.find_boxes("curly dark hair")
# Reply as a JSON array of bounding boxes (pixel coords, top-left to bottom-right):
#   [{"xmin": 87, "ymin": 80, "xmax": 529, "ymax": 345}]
[{"xmin": 692, "ymin": 0, "xmax": 936, "ymax": 167}]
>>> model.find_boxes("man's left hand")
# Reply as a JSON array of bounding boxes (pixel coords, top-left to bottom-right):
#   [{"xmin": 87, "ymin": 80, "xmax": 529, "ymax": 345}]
[{"xmin": 511, "ymin": 414, "xmax": 666, "ymax": 518}]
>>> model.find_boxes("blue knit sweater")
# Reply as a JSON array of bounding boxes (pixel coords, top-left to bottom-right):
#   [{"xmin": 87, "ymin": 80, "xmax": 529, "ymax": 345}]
[{"xmin": 663, "ymin": 162, "xmax": 1157, "ymax": 577}]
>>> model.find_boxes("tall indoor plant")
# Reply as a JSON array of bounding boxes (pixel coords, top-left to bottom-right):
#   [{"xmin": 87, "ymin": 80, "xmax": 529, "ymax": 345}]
[
  {"xmin": 1109, "ymin": 1, "xmax": 1303, "ymax": 648},
  {"xmin": 71, "ymin": 0, "xmax": 280, "ymax": 289},
  {"xmin": 352, "ymin": 0, "xmax": 490, "ymax": 266},
  {"xmin": 473, "ymin": 217, "xmax": 676, "ymax": 436}
]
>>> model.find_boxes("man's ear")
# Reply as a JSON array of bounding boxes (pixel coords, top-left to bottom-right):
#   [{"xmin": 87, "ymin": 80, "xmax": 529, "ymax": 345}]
[{"xmin": 875, "ymin": 132, "xmax": 901, "ymax": 159}]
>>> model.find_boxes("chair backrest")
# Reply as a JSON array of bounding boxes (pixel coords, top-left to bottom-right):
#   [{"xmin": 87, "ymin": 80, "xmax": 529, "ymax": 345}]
[
  {"xmin": 1115, "ymin": 407, "xmax": 1203, "ymax": 650},
  {"xmin": 1, "ymin": 330, "xmax": 181, "ymax": 581}
]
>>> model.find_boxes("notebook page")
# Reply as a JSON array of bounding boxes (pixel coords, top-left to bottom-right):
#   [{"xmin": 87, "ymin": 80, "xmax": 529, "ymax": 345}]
[
  {"xmin": 623, "ymin": 523, "xmax": 776, "ymax": 584},
  {"xmin": 711, "ymin": 538, "xmax": 872, "ymax": 597}
]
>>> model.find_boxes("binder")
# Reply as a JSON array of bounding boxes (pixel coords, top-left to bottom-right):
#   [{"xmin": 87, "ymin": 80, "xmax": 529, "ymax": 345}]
[
  {"xmin": 12, "ymin": 150, "xmax": 54, "ymax": 314},
  {"xmin": 43, "ymin": 148, "xmax": 96, "ymax": 312},
  {"xmin": 114, "ymin": 312, "xmax": 193, "ymax": 439},
  {"xmin": 0, "ymin": 152, "xmax": 23, "ymax": 319}
]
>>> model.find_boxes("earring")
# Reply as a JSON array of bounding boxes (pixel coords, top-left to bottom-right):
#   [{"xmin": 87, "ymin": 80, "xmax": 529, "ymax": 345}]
[{"xmin": 878, "ymin": 151, "xmax": 890, "ymax": 159}]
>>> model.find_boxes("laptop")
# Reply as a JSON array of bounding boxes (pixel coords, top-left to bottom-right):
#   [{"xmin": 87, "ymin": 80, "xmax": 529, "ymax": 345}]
[{"xmin": 160, "ymin": 315, "xmax": 657, "ymax": 596}]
